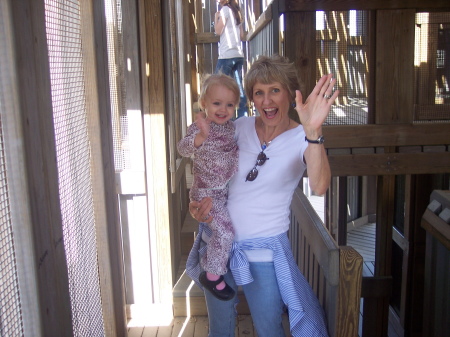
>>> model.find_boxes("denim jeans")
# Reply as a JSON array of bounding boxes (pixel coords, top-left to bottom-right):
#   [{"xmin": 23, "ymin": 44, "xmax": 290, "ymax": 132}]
[
  {"xmin": 215, "ymin": 57, "xmax": 248, "ymax": 119},
  {"xmin": 204, "ymin": 262, "xmax": 286, "ymax": 337}
]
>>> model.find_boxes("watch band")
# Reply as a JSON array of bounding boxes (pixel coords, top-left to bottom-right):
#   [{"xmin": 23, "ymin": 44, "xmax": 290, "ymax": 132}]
[{"xmin": 305, "ymin": 135, "xmax": 325, "ymax": 144}]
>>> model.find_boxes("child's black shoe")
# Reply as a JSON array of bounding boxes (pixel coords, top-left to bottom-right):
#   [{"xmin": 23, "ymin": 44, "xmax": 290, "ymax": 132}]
[{"xmin": 199, "ymin": 271, "xmax": 235, "ymax": 301}]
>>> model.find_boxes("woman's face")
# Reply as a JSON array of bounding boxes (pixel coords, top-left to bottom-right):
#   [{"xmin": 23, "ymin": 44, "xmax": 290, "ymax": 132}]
[{"xmin": 252, "ymin": 81, "xmax": 291, "ymax": 126}]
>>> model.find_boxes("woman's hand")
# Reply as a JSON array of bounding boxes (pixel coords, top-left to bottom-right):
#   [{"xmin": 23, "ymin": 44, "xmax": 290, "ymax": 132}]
[
  {"xmin": 189, "ymin": 197, "xmax": 213, "ymax": 223},
  {"xmin": 295, "ymin": 74, "xmax": 339, "ymax": 139}
]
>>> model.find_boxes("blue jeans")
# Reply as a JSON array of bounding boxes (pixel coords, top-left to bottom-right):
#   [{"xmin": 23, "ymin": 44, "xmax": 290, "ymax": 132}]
[
  {"xmin": 215, "ymin": 57, "xmax": 248, "ymax": 119},
  {"xmin": 204, "ymin": 262, "xmax": 286, "ymax": 337}
]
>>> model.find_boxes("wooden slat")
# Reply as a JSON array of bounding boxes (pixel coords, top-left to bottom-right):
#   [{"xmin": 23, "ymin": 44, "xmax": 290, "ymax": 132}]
[
  {"xmin": 291, "ymin": 188, "xmax": 340, "ymax": 285},
  {"xmin": 279, "ymin": 0, "xmax": 450, "ymax": 12},
  {"xmin": 328, "ymin": 152, "xmax": 450, "ymax": 176}
]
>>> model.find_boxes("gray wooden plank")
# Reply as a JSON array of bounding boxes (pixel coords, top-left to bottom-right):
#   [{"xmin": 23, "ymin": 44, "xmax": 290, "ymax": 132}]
[{"xmin": 127, "ymin": 326, "xmax": 144, "ymax": 337}]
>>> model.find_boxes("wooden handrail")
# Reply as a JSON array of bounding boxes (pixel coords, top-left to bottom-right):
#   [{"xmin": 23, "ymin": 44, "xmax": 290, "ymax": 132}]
[{"xmin": 289, "ymin": 187, "xmax": 363, "ymax": 337}]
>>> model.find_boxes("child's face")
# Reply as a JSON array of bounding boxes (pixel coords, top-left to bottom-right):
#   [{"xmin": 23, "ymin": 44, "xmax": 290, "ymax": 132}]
[{"xmin": 202, "ymin": 84, "xmax": 237, "ymax": 124}]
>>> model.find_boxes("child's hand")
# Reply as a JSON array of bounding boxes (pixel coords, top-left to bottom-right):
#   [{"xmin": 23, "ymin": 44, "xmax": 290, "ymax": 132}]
[
  {"xmin": 195, "ymin": 112, "xmax": 211, "ymax": 139},
  {"xmin": 194, "ymin": 112, "xmax": 211, "ymax": 148}
]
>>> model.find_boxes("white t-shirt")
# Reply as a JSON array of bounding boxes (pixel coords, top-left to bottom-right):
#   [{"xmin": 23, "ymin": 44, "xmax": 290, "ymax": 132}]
[
  {"xmin": 218, "ymin": 6, "xmax": 244, "ymax": 59},
  {"xmin": 227, "ymin": 117, "xmax": 309, "ymax": 261}
]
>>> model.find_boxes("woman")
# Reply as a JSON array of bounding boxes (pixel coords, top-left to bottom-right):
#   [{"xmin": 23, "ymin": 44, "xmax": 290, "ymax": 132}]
[
  {"xmin": 214, "ymin": 0, "xmax": 247, "ymax": 118},
  {"xmin": 188, "ymin": 55, "xmax": 338, "ymax": 337}
]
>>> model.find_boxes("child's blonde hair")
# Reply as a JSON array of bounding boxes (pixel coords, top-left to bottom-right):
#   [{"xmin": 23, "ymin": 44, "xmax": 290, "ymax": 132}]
[{"xmin": 198, "ymin": 73, "xmax": 240, "ymax": 110}]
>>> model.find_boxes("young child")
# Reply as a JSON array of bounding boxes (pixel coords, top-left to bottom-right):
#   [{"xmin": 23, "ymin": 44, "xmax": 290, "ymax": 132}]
[{"xmin": 177, "ymin": 73, "xmax": 239, "ymax": 301}]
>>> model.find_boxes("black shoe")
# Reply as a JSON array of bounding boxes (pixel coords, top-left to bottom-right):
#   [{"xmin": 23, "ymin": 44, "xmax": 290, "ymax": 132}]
[{"xmin": 199, "ymin": 271, "xmax": 235, "ymax": 301}]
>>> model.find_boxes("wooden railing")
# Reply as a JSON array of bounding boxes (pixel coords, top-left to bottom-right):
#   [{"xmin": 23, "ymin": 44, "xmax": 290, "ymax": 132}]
[{"xmin": 289, "ymin": 187, "xmax": 363, "ymax": 337}]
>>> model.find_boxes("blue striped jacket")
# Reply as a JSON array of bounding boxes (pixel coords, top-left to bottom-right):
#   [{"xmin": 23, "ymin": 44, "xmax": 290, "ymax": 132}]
[{"xmin": 186, "ymin": 223, "xmax": 329, "ymax": 337}]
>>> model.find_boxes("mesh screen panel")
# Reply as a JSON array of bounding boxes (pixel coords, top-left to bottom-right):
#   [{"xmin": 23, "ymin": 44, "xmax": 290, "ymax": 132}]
[
  {"xmin": 0, "ymin": 85, "xmax": 24, "ymax": 337},
  {"xmin": 415, "ymin": 13, "xmax": 450, "ymax": 121},
  {"xmin": 317, "ymin": 11, "xmax": 369, "ymax": 125},
  {"xmin": 105, "ymin": 0, "xmax": 129, "ymax": 171},
  {"xmin": 0, "ymin": 12, "xmax": 24, "ymax": 337},
  {"xmin": 44, "ymin": 1, "xmax": 105, "ymax": 336}
]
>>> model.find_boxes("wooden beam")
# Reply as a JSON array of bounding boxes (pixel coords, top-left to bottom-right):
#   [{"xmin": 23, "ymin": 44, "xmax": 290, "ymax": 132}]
[
  {"xmin": 284, "ymin": 11, "xmax": 316, "ymax": 98},
  {"xmin": 361, "ymin": 276, "xmax": 392, "ymax": 298},
  {"xmin": 328, "ymin": 152, "xmax": 450, "ymax": 176},
  {"xmin": 142, "ymin": 0, "xmax": 173, "ymax": 306},
  {"xmin": 322, "ymin": 124, "xmax": 450, "ymax": 148},
  {"xmin": 195, "ymin": 32, "xmax": 219, "ymax": 44},
  {"xmin": 376, "ymin": 9, "xmax": 415, "ymax": 124},
  {"xmin": 279, "ymin": 0, "xmax": 450, "ymax": 12},
  {"xmin": 10, "ymin": 1, "xmax": 73, "ymax": 334},
  {"xmin": 80, "ymin": 0, "xmax": 127, "ymax": 334}
]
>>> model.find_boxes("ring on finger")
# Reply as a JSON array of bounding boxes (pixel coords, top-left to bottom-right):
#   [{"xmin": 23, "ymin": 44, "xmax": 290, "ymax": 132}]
[{"xmin": 324, "ymin": 94, "xmax": 332, "ymax": 99}]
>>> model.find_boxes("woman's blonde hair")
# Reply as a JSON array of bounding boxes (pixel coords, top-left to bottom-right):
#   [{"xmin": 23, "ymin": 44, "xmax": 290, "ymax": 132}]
[
  {"xmin": 244, "ymin": 54, "xmax": 300, "ymax": 103},
  {"xmin": 198, "ymin": 73, "xmax": 240, "ymax": 110}
]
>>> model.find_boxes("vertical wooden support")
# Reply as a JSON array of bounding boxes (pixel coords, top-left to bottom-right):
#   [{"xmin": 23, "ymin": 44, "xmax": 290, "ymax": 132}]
[
  {"xmin": 375, "ymin": 10, "xmax": 415, "ymax": 124},
  {"xmin": 9, "ymin": 0, "xmax": 73, "ymax": 335},
  {"xmin": 284, "ymin": 11, "xmax": 316, "ymax": 97},
  {"xmin": 80, "ymin": 0, "xmax": 128, "ymax": 335},
  {"xmin": 141, "ymin": 0, "xmax": 174, "ymax": 308},
  {"xmin": 338, "ymin": 176, "xmax": 348, "ymax": 246},
  {"xmin": 336, "ymin": 246, "xmax": 363, "ymax": 337}
]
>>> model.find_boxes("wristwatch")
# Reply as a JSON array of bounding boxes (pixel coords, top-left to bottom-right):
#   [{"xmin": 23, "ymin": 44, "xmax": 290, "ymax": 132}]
[{"xmin": 305, "ymin": 135, "xmax": 325, "ymax": 144}]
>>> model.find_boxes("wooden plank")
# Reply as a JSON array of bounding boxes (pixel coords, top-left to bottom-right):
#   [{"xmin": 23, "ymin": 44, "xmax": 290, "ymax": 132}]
[
  {"xmin": 421, "ymin": 209, "xmax": 450, "ymax": 250},
  {"xmin": 291, "ymin": 180, "xmax": 340, "ymax": 286},
  {"xmin": 195, "ymin": 32, "xmax": 219, "ymax": 44},
  {"xmin": 361, "ymin": 276, "xmax": 392, "ymax": 298},
  {"xmin": 127, "ymin": 326, "xmax": 144, "ymax": 337},
  {"xmin": 236, "ymin": 315, "xmax": 255, "ymax": 337},
  {"xmin": 336, "ymin": 247, "xmax": 363, "ymax": 337},
  {"xmin": 9, "ymin": 1, "xmax": 73, "ymax": 335},
  {"xmin": 246, "ymin": 3, "xmax": 273, "ymax": 42},
  {"xmin": 328, "ymin": 152, "xmax": 450, "ymax": 177},
  {"xmin": 323, "ymin": 124, "xmax": 450, "ymax": 148},
  {"xmin": 193, "ymin": 316, "xmax": 209, "ymax": 337},
  {"xmin": 279, "ymin": 0, "xmax": 450, "ymax": 12},
  {"xmin": 284, "ymin": 11, "xmax": 316, "ymax": 98},
  {"xmin": 80, "ymin": 0, "xmax": 128, "ymax": 334},
  {"xmin": 172, "ymin": 316, "xmax": 196, "ymax": 337},
  {"xmin": 143, "ymin": 0, "xmax": 173, "ymax": 306},
  {"xmin": 142, "ymin": 326, "xmax": 158, "ymax": 336},
  {"xmin": 375, "ymin": 9, "xmax": 415, "ymax": 124}
]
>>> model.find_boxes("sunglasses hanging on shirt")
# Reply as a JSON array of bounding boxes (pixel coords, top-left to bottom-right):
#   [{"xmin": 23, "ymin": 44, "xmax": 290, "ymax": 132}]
[{"xmin": 245, "ymin": 142, "xmax": 270, "ymax": 182}]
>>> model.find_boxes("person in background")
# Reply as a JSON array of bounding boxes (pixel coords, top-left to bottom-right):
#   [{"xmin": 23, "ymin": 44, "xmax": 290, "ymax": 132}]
[
  {"xmin": 189, "ymin": 54, "xmax": 338, "ymax": 337},
  {"xmin": 214, "ymin": 0, "xmax": 248, "ymax": 119},
  {"xmin": 178, "ymin": 73, "xmax": 240, "ymax": 301}
]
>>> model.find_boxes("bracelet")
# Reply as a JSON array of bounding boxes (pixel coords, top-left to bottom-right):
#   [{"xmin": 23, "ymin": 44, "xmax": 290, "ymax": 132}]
[{"xmin": 305, "ymin": 135, "xmax": 325, "ymax": 144}]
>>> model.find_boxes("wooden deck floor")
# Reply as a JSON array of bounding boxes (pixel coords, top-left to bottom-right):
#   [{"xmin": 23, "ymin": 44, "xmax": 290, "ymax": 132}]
[{"xmin": 127, "ymin": 314, "xmax": 291, "ymax": 337}]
